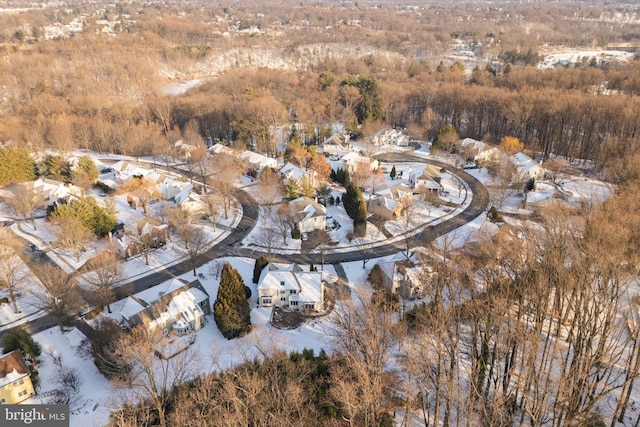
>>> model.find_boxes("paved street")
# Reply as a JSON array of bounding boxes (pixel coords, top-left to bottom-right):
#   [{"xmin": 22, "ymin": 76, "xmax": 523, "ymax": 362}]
[{"xmin": 3, "ymin": 154, "xmax": 488, "ymax": 337}]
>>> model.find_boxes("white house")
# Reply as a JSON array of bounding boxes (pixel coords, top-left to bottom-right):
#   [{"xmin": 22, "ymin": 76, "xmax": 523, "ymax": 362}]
[
  {"xmin": 372, "ymin": 129, "xmax": 410, "ymax": 147},
  {"xmin": 408, "ymin": 164, "xmax": 442, "ymax": 192},
  {"xmin": 239, "ymin": 150, "xmax": 278, "ymax": 172},
  {"xmin": 321, "ymin": 133, "xmax": 351, "ymax": 158},
  {"xmin": 111, "ymin": 160, "xmax": 153, "ymax": 181},
  {"xmin": 119, "ymin": 278, "xmax": 210, "ymax": 336},
  {"xmin": 459, "ymin": 138, "xmax": 499, "ymax": 163},
  {"xmin": 340, "ymin": 152, "xmax": 379, "ymax": 174},
  {"xmin": 257, "ymin": 263, "xmax": 325, "ymax": 312},
  {"xmin": 290, "ymin": 196, "xmax": 327, "ymax": 233},
  {"xmin": 511, "ymin": 152, "xmax": 545, "ymax": 182},
  {"xmin": 31, "ymin": 178, "xmax": 81, "ymax": 205}
]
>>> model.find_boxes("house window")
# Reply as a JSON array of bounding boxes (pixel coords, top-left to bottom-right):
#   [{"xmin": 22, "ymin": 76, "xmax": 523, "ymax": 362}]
[
  {"xmin": 15, "ymin": 378, "xmax": 24, "ymax": 386},
  {"xmin": 280, "ymin": 280, "xmax": 285, "ymax": 286},
  {"xmin": 280, "ymin": 297, "xmax": 286, "ymax": 303},
  {"xmin": 290, "ymin": 300, "xmax": 298, "ymax": 306},
  {"xmin": 199, "ymin": 300, "xmax": 207, "ymax": 308},
  {"xmin": 289, "ymin": 290, "xmax": 296, "ymax": 294},
  {"xmin": 18, "ymin": 390, "xmax": 27, "ymax": 397},
  {"xmin": 262, "ymin": 297, "xmax": 272, "ymax": 305}
]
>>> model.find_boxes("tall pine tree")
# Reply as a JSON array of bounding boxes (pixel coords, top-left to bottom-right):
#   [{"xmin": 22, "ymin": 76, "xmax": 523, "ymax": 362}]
[{"xmin": 214, "ymin": 263, "xmax": 251, "ymax": 339}]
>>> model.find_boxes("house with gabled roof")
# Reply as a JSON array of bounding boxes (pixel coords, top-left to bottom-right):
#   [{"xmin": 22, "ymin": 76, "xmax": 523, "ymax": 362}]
[
  {"xmin": 239, "ymin": 150, "xmax": 278, "ymax": 172},
  {"xmin": 289, "ymin": 196, "xmax": 327, "ymax": 233},
  {"xmin": 32, "ymin": 177, "xmax": 81, "ymax": 206},
  {"xmin": 321, "ymin": 133, "xmax": 351, "ymax": 158},
  {"xmin": 409, "ymin": 164, "xmax": 442, "ymax": 193},
  {"xmin": 111, "ymin": 160, "xmax": 153, "ymax": 181},
  {"xmin": 257, "ymin": 263, "xmax": 325, "ymax": 312},
  {"xmin": 459, "ymin": 138, "xmax": 499, "ymax": 163},
  {"xmin": 372, "ymin": 129, "xmax": 410, "ymax": 147},
  {"xmin": 0, "ymin": 350, "xmax": 35, "ymax": 404},
  {"xmin": 119, "ymin": 278, "xmax": 210, "ymax": 336},
  {"xmin": 368, "ymin": 183, "xmax": 413, "ymax": 220},
  {"xmin": 280, "ymin": 162, "xmax": 305, "ymax": 181},
  {"xmin": 376, "ymin": 251, "xmax": 428, "ymax": 300},
  {"xmin": 340, "ymin": 152, "xmax": 378, "ymax": 174},
  {"xmin": 511, "ymin": 152, "xmax": 545, "ymax": 182},
  {"xmin": 114, "ymin": 217, "xmax": 170, "ymax": 259}
]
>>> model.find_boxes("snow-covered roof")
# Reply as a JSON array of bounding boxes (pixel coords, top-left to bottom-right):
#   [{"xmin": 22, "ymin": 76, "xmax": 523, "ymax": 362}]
[
  {"xmin": 0, "ymin": 350, "xmax": 30, "ymax": 388},
  {"xmin": 209, "ymin": 143, "xmax": 234, "ymax": 155},
  {"xmin": 341, "ymin": 152, "xmax": 371, "ymax": 165},
  {"xmin": 258, "ymin": 266, "xmax": 323, "ymax": 303},
  {"xmin": 511, "ymin": 152, "xmax": 539, "ymax": 171},
  {"xmin": 119, "ymin": 278, "xmax": 209, "ymax": 330},
  {"xmin": 149, "ymin": 287, "xmax": 207, "ymax": 331},
  {"xmin": 290, "ymin": 197, "xmax": 326, "ymax": 222},
  {"xmin": 240, "ymin": 151, "xmax": 278, "ymax": 171},
  {"xmin": 119, "ymin": 296, "xmax": 146, "ymax": 320},
  {"xmin": 280, "ymin": 162, "xmax": 306, "ymax": 180}
]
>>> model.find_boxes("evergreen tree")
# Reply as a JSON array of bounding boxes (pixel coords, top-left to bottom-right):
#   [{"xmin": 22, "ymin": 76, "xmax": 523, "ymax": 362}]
[
  {"xmin": 52, "ymin": 197, "xmax": 117, "ymax": 237},
  {"xmin": 253, "ymin": 256, "xmax": 269, "ymax": 284},
  {"xmin": 285, "ymin": 178, "xmax": 302, "ymax": 200},
  {"xmin": 1, "ymin": 328, "xmax": 41, "ymax": 365},
  {"xmin": 214, "ymin": 264, "xmax": 251, "ymax": 339},
  {"xmin": 42, "ymin": 154, "xmax": 71, "ymax": 182},
  {"xmin": 343, "ymin": 181, "xmax": 366, "ymax": 221},
  {"xmin": 0, "ymin": 147, "xmax": 36, "ymax": 185},
  {"xmin": 390, "ymin": 165, "xmax": 397, "ymax": 180}
]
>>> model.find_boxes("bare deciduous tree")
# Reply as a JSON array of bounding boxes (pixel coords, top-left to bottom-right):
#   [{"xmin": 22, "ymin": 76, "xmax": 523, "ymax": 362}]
[
  {"xmin": 209, "ymin": 153, "xmax": 242, "ymax": 219},
  {"xmin": 115, "ymin": 327, "xmax": 199, "ymax": 427},
  {"xmin": 83, "ymin": 251, "xmax": 123, "ymax": 313},
  {"xmin": 273, "ymin": 203, "xmax": 296, "ymax": 246},
  {"xmin": 30, "ymin": 264, "xmax": 82, "ymax": 332},
  {"xmin": 6, "ymin": 183, "xmax": 44, "ymax": 230},
  {"xmin": 175, "ymin": 224, "xmax": 208, "ymax": 276},
  {"xmin": 0, "ymin": 232, "xmax": 25, "ymax": 314},
  {"xmin": 54, "ymin": 216, "xmax": 95, "ymax": 261},
  {"xmin": 328, "ymin": 290, "xmax": 398, "ymax": 427}
]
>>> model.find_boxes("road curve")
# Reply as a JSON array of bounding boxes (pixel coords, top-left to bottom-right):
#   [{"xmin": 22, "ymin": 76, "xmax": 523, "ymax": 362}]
[{"xmin": 5, "ymin": 155, "xmax": 488, "ymax": 337}]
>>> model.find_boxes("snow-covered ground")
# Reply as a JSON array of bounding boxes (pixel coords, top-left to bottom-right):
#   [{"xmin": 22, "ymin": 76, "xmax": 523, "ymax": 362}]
[
  {"xmin": 538, "ymin": 48, "xmax": 634, "ymax": 69},
  {"xmin": 1, "ymin": 146, "xmax": 619, "ymax": 426},
  {"xmin": 26, "ymin": 257, "xmax": 337, "ymax": 427}
]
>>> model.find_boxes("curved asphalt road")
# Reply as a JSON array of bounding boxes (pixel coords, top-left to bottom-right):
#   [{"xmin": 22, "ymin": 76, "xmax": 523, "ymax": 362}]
[{"xmin": 5, "ymin": 154, "xmax": 488, "ymax": 337}]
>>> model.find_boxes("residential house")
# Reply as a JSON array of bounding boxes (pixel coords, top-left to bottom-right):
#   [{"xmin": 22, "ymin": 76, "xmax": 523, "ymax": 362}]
[
  {"xmin": 459, "ymin": 138, "xmax": 499, "ymax": 163},
  {"xmin": 408, "ymin": 164, "xmax": 442, "ymax": 193},
  {"xmin": 376, "ymin": 251, "xmax": 427, "ymax": 299},
  {"xmin": 209, "ymin": 143, "xmax": 234, "ymax": 156},
  {"xmin": 32, "ymin": 178, "xmax": 81, "ymax": 206},
  {"xmin": 340, "ymin": 152, "xmax": 379, "ymax": 174},
  {"xmin": 511, "ymin": 152, "xmax": 545, "ymax": 182},
  {"xmin": 111, "ymin": 160, "xmax": 153, "ymax": 181},
  {"xmin": 289, "ymin": 196, "xmax": 327, "ymax": 233},
  {"xmin": 372, "ymin": 129, "xmax": 410, "ymax": 147},
  {"xmin": 119, "ymin": 278, "xmax": 210, "ymax": 336},
  {"xmin": 239, "ymin": 150, "xmax": 278, "ymax": 173},
  {"xmin": 114, "ymin": 217, "xmax": 170, "ymax": 259},
  {"xmin": 0, "ymin": 350, "xmax": 35, "ymax": 404},
  {"xmin": 321, "ymin": 133, "xmax": 351, "ymax": 158},
  {"xmin": 257, "ymin": 263, "xmax": 325, "ymax": 312},
  {"xmin": 368, "ymin": 183, "xmax": 413, "ymax": 220}
]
